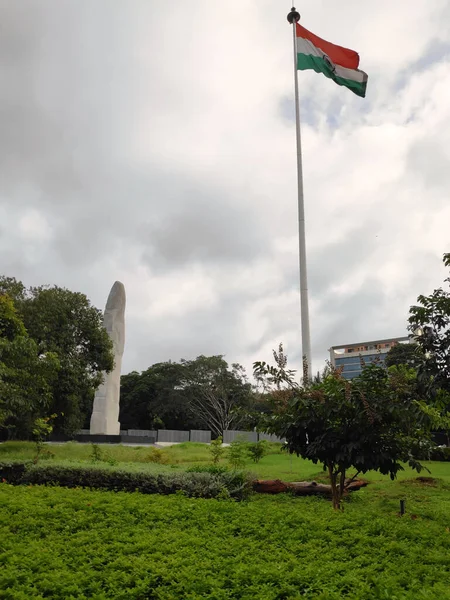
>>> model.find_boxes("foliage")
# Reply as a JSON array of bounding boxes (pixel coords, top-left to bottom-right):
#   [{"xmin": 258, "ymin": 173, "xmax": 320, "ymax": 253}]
[
  {"xmin": 32, "ymin": 414, "xmax": 57, "ymax": 463},
  {"xmin": 119, "ymin": 362, "xmax": 199, "ymax": 431},
  {"xmin": 209, "ymin": 435, "xmax": 225, "ymax": 465},
  {"xmin": 227, "ymin": 436, "xmax": 249, "ymax": 469},
  {"xmin": 119, "ymin": 356, "xmax": 255, "ymax": 436},
  {"xmin": 408, "ymin": 253, "xmax": 450, "ymax": 446},
  {"xmin": 179, "ymin": 355, "xmax": 253, "ymax": 436},
  {"xmin": 247, "ymin": 440, "xmax": 269, "ymax": 463},
  {"xmin": 385, "ymin": 342, "xmax": 424, "ymax": 369},
  {"xmin": 408, "ymin": 253, "xmax": 450, "ymax": 397},
  {"xmin": 145, "ymin": 448, "xmax": 170, "ymax": 464},
  {"xmin": 0, "ymin": 294, "xmax": 26, "ymax": 340},
  {"xmin": 0, "ymin": 277, "xmax": 114, "ymax": 436},
  {"xmin": 89, "ymin": 443, "xmax": 103, "ymax": 463},
  {"xmin": 254, "ymin": 353, "xmax": 431, "ymax": 509},
  {"xmin": 2, "ymin": 479, "xmax": 450, "ymax": 599},
  {"xmin": 186, "ymin": 464, "xmax": 229, "ymax": 475},
  {"xmin": 0, "ymin": 462, "xmax": 252, "ymax": 500},
  {"xmin": 429, "ymin": 446, "xmax": 450, "ymax": 461},
  {"xmin": 0, "ymin": 302, "xmax": 60, "ymax": 436}
]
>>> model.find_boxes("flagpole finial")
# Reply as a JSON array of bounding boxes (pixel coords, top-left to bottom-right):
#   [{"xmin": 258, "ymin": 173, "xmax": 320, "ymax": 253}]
[{"xmin": 287, "ymin": 7, "xmax": 300, "ymax": 24}]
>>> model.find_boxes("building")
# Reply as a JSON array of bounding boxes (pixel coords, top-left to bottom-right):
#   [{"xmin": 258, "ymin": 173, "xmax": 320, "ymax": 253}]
[{"xmin": 329, "ymin": 336, "xmax": 410, "ymax": 380}]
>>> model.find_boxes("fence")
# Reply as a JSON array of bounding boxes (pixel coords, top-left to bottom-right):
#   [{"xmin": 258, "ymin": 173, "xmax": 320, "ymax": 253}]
[
  {"xmin": 128, "ymin": 429, "xmax": 157, "ymax": 439},
  {"xmin": 157, "ymin": 429, "xmax": 190, "ymax": 443},
  {"xmin": 223, "ymin": 430, "xmax": 258, "ymax": 443},
  {"xmin": 190, "ymin": 430, "xmax": 211, "ymax": 443},
  {"xmin": 75, "ymin": 429, "xmax": 284, "ymax": 444}
]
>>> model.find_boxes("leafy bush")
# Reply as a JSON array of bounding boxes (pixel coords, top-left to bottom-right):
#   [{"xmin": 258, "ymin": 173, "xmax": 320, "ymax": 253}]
[
  {"xmin": 209, "ymin": 435, "xmax": 225, "ymax": 465},
  {"xmin": 0, "ymin": 462, "xmax": 253, "ymax": 500},
  {"xmin": 247, "ymin": 440, "xmax": 268, "ymax": 463},
  {"xmin": 0, "ymin": 461, "xmax": 28, "ymax": 483}
]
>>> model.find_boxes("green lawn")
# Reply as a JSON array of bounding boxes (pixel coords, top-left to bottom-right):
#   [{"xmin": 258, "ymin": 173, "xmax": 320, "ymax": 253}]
[
  {"xmin": 1, "ymin": 442, "xmax": 450, "ymax": 599},
  {"xmin": 2, "ymin": 440, "xmax": 450, "ymax": 482}
]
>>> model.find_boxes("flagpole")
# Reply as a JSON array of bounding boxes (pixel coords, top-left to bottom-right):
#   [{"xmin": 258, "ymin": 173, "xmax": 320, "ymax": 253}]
[{"xmin": 287, "ymin": 7, "xmax": 312, "ymax": 381}]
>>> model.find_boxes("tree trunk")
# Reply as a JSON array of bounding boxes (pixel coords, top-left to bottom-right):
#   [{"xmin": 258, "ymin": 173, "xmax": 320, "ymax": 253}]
[
  {"xmin": 328, "ymin": 461, "xmax": 341, "ymax": 510},
  {"xmin": 252, "ymin": 478, "xmax": 367, "ymax": 496}
]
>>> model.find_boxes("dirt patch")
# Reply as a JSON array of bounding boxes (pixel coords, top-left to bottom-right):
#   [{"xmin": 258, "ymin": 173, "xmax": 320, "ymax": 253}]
[{"xmin": 416, "ymin": 476, "xmax": 438, "ymax": 485}]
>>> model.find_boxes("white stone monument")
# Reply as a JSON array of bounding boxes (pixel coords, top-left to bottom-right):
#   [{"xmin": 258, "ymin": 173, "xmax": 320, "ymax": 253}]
[{"xmin": 90, "ymin": 281, "xmax": 126, "ymax": 435}]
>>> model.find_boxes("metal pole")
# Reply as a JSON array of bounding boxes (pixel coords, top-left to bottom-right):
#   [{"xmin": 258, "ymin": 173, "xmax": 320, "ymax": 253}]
[{"xmin": 287, "ymin": 7, "xmax": 312, "ymax": 381}]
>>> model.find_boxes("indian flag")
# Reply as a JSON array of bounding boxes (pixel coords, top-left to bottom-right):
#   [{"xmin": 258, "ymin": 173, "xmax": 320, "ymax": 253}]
[{"xmin": 296, "ymin": 23, "xmax": 368, "ymax": 98}]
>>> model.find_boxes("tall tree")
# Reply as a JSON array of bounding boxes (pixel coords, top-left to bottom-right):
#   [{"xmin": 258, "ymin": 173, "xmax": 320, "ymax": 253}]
[
  {"xmin": 385, "ymin": 342, "xmax": 424, "ymax": 369},
  {"xmin": 408, "ymin": 253, "xmax": 450, "ymax": 397},
  {"xmin": 179, "ymin": 355, "xmax": 253, "ymax": 436},
  {"xmin": 0, "ymin": 294, "xmax": 59, "ymax": 436},
  {"xmin": 120, "ymin": 362, "xmax": 201, "ymax": 431},
  {"xmin": 0, "ymin": 277, "xmax": 114, "ymax": 435}
]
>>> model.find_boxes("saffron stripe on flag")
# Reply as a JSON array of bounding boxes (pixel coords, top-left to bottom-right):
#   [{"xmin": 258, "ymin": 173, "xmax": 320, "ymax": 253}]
[{"xmin": 296, "ymin": 23, "xmax": 360, "ymax": 70}]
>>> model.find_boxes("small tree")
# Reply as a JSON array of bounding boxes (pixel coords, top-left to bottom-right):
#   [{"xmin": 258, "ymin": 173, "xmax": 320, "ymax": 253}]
[
  {"xmin": 247, "ymin": 440, "xmax": 268, "ymax": 463},
  {"xmin": 32, "ymin": 414, "xmax": 57, "ymax": 463},
  {"xmin": 227, "ymin": 437, "xmax": 248, "ymax": 470},
  {"xmin": 254, "ymin": 353, "xmax": 430, "ymax": 509},
  {"xmin": 209, "ymin": 436, "xmax": 225, "ymax": 465}
]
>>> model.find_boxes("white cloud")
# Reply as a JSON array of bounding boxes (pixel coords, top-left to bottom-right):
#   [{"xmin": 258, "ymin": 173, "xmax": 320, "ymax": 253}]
[{"xmin": 0, "ymin": 0, "xmax": 449, "ymax": 381}]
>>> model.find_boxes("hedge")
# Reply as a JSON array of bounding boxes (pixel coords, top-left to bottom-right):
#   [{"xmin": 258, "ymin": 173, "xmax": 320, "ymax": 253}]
[{"xmin": 0, "ymin": 462, "xmax": 252, "ymax": 500}]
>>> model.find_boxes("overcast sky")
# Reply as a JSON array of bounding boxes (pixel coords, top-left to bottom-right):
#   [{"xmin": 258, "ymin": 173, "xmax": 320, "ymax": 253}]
[{"xmin": 1, "ymin": 0, "xmax": 449, "ymax": 378}]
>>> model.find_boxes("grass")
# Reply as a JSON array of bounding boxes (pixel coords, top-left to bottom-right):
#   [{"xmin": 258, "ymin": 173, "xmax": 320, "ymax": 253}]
[
  {"xmin": 2, "ymin": 440, "xmax": 450, "ymax": 483},
  {"xmin": 1, "ymin": 441, "xmax": 450, "ymax": 598}
]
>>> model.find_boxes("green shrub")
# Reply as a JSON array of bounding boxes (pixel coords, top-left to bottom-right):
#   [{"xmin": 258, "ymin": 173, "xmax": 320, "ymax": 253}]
[
  {"xmin": 186, "ymin": 465, "xmax": 229, "ymax": 475},
  {"xmin": 0, "ymin": 462, "xmax": 253, "ymax": 500},
  {"xmin": 89, "ymin": 443, "xmax": 103, "ymax": 463},
  {"xmin": 146, "ymin": 448, "xmax": 170, "ymax": 464},
  {"xmin": 0, "ymin": 461, "xmax": 28, "ymax": 483},
  {"xmin": 247, "ymin": 440, "xmax": 268, "ymax": 463},
  {"xmin": 209, "ymin": 436, "xmax": 225, "ymax": 465}
]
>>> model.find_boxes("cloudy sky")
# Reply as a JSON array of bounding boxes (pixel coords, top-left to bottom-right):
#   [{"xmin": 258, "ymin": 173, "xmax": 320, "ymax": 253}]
[{"xmin": 1, "ymin": 0, "xmax": 449, "ymax": 378}]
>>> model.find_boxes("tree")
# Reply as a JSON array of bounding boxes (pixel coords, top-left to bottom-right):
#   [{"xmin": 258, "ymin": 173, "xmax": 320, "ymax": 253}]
[
  {"xmin": 385, "ymin": 342, "xmax": 424, "ymax": 369},
  {"xmin": 120, "ymin": 356, "xmax": 253, "ymax": 435},
  {"xmin": 0, "ymin": 294, "xmax": 59, "ymax": 436},
  {"xmin": 179, "ymin": 355, "xmax": 253, "ymax": 436},
  {"xmin": 0, "ymin": 294, "xmax": 26, "ymax": 341},
  {"xmin": 408, "ymin": 253, "xmax": 450, "ymax": 443},
  {"xmin": 408, "ymin": 253, "xmax": 450, "ymax": 397},
  {"xmin": 0, "ymin": 277, "xmax": 114, "ymax": 435},
  {"xmin": 119, "ymin": 362, "xmax": 201, "ymax": 431},
  {"xmin": 254, "ymin": 354, "xmax": 430, "ymax": 510}
]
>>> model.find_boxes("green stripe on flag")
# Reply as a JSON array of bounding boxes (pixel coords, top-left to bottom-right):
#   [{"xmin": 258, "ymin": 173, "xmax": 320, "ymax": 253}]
[{"xmin": 297, "ymin": 53, "xmax": 367, "ymax": 98}]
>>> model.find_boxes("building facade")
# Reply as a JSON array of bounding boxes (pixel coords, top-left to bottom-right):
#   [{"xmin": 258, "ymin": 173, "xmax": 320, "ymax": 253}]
[{"xmin": 329, "ymin": 336, "xmax": 410, "ymax": 380}]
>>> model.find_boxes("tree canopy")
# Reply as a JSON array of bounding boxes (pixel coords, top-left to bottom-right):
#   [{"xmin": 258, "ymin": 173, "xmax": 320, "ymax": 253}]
[
  {"xmin": 119, "ymin": 355, "xmax": 254, "ymax": 435},
  {"xmin": 385, "ymin": 342, "xmax": 424, "ymax": 369},
  {"xmin": 0, "ymin": 277, "xmax": 114, "ymax": 436},
  {"xmin": 408, "ymin": 253, "xmax": 450, "ymax": 397},
  {"xmin": 0, "ymin": 294, "xmax": 60, "ymax": 436}
]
